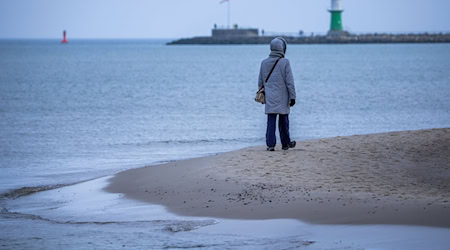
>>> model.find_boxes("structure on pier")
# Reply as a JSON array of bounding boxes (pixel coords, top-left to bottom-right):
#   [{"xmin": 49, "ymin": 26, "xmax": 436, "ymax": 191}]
[
  {"xmin": 328, "ymin": 0, "xmax": 347, "ymax": 36},
  {"xmin": 212, "ymin": 24, "xmax": 258, "ymax": 39}
]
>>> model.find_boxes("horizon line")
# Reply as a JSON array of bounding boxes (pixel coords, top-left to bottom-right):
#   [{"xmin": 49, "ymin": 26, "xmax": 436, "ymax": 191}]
[{"xmin": 2, "ymin": 30, "xmax": 450, "ymax": 41}]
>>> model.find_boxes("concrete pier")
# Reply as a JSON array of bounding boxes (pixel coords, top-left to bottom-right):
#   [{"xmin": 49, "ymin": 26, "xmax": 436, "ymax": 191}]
[{"xmin": 167, "ymin": 33, "xmax": 450, "ymax": 45}]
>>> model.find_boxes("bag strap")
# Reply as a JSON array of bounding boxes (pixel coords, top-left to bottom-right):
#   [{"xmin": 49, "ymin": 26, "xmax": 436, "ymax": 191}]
[
  {"xmin": 259, "ymin": 57, "xmax": 282, "ymax": 91},
  {"xmin": 265, "ymin": 57, "xmax": 282, "ymax": 83}
]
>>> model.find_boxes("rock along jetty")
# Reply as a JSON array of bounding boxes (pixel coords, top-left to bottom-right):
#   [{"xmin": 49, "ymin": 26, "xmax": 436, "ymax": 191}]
[{"xmin": 167, "ymin": 33, "xmax": 450, "ymax": 45}]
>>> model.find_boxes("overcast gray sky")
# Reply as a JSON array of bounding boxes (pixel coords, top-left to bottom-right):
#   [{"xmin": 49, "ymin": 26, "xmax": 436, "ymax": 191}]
[{"xmin": 0, "ymin": 0, "xmax": 449, "ymax": 39}]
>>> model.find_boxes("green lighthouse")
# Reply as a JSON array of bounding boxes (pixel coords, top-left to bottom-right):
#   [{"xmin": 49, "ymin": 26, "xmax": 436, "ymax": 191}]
[{"xmin": 328, "ymin": 0, "xmax": 345, "ymax": 36}]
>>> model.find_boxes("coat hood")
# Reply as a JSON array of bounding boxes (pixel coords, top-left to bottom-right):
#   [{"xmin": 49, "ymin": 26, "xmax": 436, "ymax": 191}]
[{"xmin": 269, "ymin": 37, "xmax": 287, "ymax": 58}]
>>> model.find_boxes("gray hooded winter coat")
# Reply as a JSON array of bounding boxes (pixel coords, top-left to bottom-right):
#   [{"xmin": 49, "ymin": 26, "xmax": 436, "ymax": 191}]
[{"xmin": 258, "ymin": 37, "xmax": 296, "ymax": 114}]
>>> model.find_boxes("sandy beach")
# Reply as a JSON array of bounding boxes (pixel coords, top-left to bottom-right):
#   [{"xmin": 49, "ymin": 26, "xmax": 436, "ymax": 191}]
[{"xmin": 106, "ymin": 128, "xmax": 450, "ymax": 228}]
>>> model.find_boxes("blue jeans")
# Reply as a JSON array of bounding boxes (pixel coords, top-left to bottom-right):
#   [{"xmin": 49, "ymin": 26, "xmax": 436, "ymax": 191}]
[{"xmin": 266, "ymin": 114, "xmax": 291, "ymax": 148}]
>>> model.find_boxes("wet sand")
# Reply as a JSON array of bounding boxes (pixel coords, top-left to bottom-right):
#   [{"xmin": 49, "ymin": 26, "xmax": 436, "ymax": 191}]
[{"xmin": 106, "ymin": 128, "xmax": 450, "ymax": 228}]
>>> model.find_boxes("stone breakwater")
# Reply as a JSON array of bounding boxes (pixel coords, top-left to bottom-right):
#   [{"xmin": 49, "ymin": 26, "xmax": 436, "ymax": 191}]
[{"xmin": 167, "ymin": 33, "xmax": 450, "ymax": 45}]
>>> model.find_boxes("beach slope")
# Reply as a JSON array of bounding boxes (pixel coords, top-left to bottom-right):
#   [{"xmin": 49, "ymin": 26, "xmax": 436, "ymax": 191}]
[{"xmin": 106, "ymin": 128, "xmax": 450, "ymax": 227}]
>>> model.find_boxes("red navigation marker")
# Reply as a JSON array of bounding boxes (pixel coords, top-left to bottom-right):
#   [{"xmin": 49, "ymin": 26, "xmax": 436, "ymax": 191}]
[{"xmin": 62, "ymin": 30, "xmax": 68, "ymax": 44}]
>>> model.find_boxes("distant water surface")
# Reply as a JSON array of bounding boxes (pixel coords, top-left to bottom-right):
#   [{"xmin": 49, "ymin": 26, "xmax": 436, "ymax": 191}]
[
  {"xmin": 0, "ymin": 40, "xmax": 449, "ymax": 193},
  {"xmin": 1, "ymin": 39, "xmax": 450, "ymax": 250}
]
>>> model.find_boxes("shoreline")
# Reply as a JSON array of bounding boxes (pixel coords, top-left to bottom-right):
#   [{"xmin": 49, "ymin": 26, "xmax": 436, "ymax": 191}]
[
  {"xmin": 106, "ymin": 128, "xmax": 450, "ymax": 228},
  {"xmin": 5, "ymin": 176, "xmax": 450, "ymax": 249}
]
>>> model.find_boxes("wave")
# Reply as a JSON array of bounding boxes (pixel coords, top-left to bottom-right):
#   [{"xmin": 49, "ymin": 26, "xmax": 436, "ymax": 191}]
[
  {"xmin": 1, "ymin": 207, "xmax": 53, "ymax": 222},
  {"xmin": 109, "ymin": 137, "xmax": 264, "ymax": 147},
  {"xmin": 0, "ymin": 184, "xmax": 72, "ymax": 200},
  {"xmin": 0, "ymin": 208, "xmax": 217, "ymax": 232},
  {"xmin": 162, "ymin": 219, "xmax": 218, "ymax": 233},
  {"xmin": 0, "ymin": 178, "xmax": 102, "ymax": 200}
]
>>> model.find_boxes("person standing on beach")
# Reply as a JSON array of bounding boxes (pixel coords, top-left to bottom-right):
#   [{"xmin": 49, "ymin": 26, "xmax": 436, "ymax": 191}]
[{"xmin": 258, "ymin": 37, "xmax": 297, "ymax": 151}]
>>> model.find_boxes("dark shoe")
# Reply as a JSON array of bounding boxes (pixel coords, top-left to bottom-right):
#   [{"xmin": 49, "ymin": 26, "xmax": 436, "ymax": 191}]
[
  {"xmin": 267, "ymin": 147, "xmax": 275, "ymax": 151},
  {"xmin": 282, "ymin": 141, "xmax": 296, "ymax": 150}
]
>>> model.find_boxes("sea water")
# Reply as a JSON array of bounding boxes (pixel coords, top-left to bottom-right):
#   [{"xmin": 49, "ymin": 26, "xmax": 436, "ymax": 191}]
[{"xmin": 1, "ymin": 40, "xmax": 450, "ymax": 249}]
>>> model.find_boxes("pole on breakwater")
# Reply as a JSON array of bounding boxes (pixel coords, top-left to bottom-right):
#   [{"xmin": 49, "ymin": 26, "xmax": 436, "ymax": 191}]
[{"xmin": 220, "ymin": 0, "xmax": 230, "ymax": 29}]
